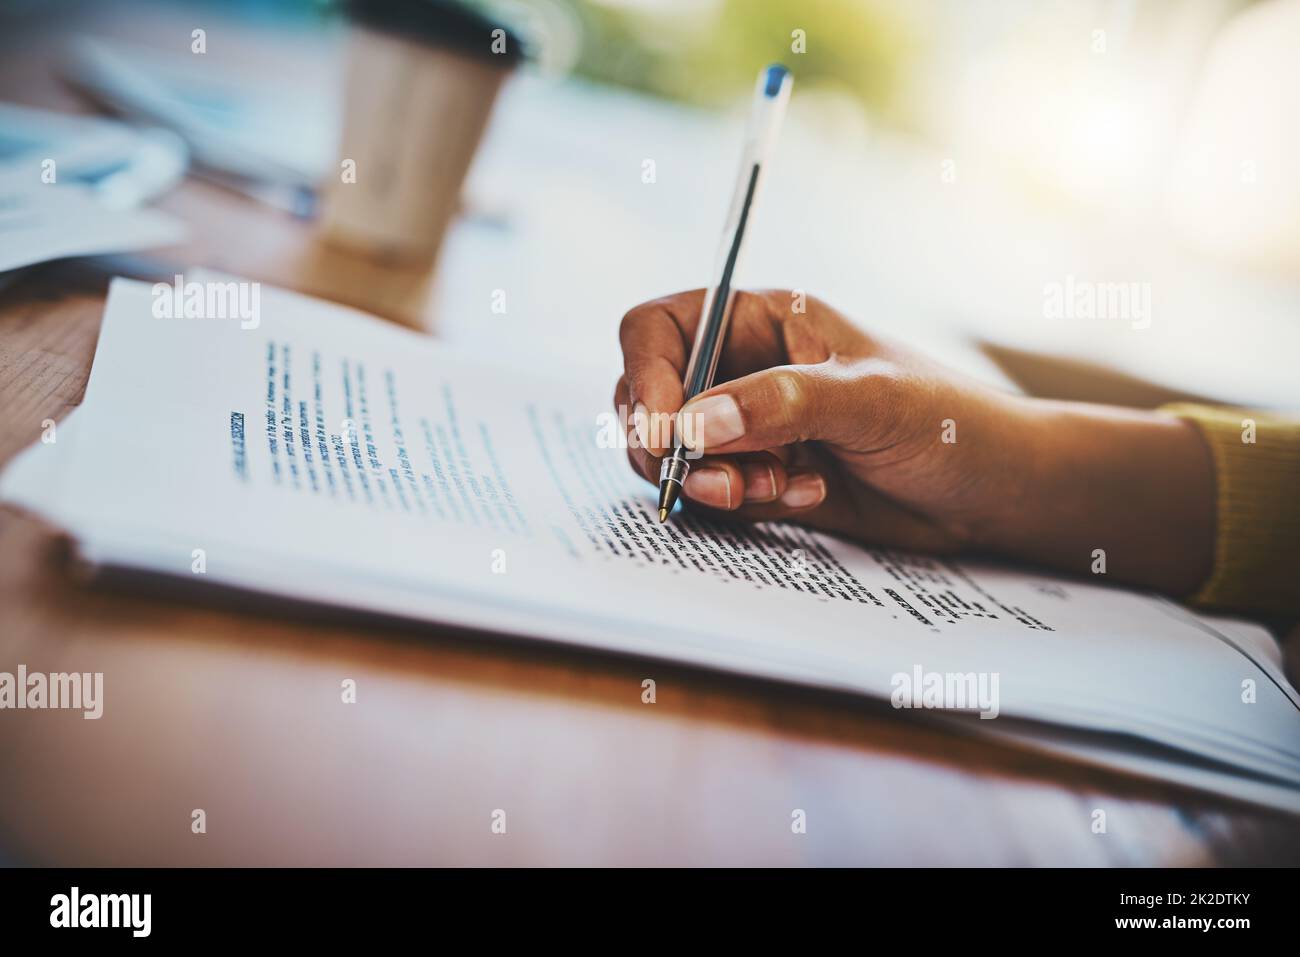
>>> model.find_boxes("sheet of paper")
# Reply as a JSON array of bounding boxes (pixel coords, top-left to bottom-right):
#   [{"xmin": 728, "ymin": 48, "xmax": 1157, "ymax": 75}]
[
  {"xmin": 956, "ymin": 713, "xmax": 1300, "ymax": 817},
  {"xmin": 0, "ymin": 175, "xmax": 184, "ymax": 274},
  {"xmin": 10, "ymin": 275, "xmax": 1299, "ymax": 810}
]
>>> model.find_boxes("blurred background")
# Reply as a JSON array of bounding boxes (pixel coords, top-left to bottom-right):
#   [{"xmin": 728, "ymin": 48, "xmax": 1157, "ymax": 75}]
[{"xmin": 2, "ymin": 0, "xmax": 1298, "ymax": 408}]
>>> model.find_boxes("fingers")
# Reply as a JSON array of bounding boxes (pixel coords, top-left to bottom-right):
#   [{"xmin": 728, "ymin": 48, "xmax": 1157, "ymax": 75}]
[
  {"xmin": 736, "ymin": 455, "xmax": 788, "ymax": 504},
  {"xmin": 619, "ymin": 372, "xmax": 813, "ymax": 509},
  {"xmin": 616, "ymin": 375, "xmax": 661, "ymax": 483},
  {"xmin": 680, "ymin": 456, "xmax": 746, "ymax": 510},
  {"xmin": 684, "ymin": 446, "xmax": 832, "ymax": 522},
  {"xmin": 618, "ymin": 290, "xmax": 804, "ymax": 455},
  {"xmin": 683, "ymin": 459, "xmax": 958, "ymax": 554},
  {"xmin": 619, "ymin": 292, "xmax": 701, "ymax": 454},
  {"xmin": 681, "ymin": 452, "xmax": 791, "ymax": 510},
  {"xmin": 613, "ymin": 387, "xmax": 795, "ymax": 512},
  {"xmin": 677, "ymin": 357, "xmax": 905, "ymax": 455}
]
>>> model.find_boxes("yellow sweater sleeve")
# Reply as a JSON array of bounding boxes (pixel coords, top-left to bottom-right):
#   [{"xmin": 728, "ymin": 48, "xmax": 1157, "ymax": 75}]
[{"xmin": 1161, "ymin": 404, "xmax": 1300, "ymax": 617}]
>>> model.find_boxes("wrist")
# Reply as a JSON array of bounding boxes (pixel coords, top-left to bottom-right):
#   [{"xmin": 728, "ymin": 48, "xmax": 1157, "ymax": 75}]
[
  {"xmin": 956, "ymin": 391, "xmax": 1049, "ymax": 554},
  {"xmin": 982, "ymin": 398, "xmax": 1215, "ymax": 594}
]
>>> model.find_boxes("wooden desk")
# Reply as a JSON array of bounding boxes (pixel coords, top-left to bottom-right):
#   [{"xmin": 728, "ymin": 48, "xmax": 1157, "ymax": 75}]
[{"xmin": 2, "ymin": 12, "xmax": 1299, "ymax": 868}]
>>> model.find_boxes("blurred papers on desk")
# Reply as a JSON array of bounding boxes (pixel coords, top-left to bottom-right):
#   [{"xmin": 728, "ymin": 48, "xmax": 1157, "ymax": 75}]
[
  {"xmin": 62, "ymin": 35, "xmax": 339, "ymax": 215},
  {"xmin": 0, "ymin": 103, "xmax": 185, "ymax": 274}
]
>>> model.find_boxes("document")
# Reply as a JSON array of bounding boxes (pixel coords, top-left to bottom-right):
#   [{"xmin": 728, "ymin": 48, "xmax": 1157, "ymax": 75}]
[
  {"xmin": 6, "ymin": 275, "xmax": 1298, "ymax": 811},
  {"xmin": 0, "ymin": 176, "xmax": 184, "ymax": 274}
]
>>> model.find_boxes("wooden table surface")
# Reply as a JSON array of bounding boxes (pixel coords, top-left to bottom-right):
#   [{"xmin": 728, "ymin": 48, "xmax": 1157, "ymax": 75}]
[{"xmin": 3, "ymin": 8, "xmax": 1300, "ymax": 867}]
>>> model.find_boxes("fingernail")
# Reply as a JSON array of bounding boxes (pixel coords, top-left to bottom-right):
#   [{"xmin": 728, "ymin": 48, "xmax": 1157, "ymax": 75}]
[
  {"xmin": 780, "ymin": 473, "xmax": 825, "ymax": 509},
  {"xmin": 683, "ymin": 467, "xmax": 732, "ymax": 509},
  {"xmin": 742, "ymin": 462, "xmax": 778, "ymax": 502},
  {"xmin": 632, "ymin": 402, "xmax": 651, "ymax": 450},
  {"xmin": 681, "ymin": 394, "xmax": 744, "ymax": 451}
]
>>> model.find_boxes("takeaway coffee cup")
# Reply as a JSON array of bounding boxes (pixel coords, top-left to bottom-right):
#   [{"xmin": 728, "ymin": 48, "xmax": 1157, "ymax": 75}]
[{"xmin": 320, "ymin": 0, "xmax": 522, "ymax": 263}]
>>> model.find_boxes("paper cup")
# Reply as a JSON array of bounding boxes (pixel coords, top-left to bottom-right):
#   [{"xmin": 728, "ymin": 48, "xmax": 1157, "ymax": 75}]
[{"xmin": 320, "ymin": 1, "xmax": 521, "ymax": 264}]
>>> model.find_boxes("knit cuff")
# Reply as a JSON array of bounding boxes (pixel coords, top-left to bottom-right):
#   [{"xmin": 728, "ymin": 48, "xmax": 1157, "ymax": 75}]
[{"xmin": 1161, "ymin": 403, "xmax": 1300, "ymax": 616}]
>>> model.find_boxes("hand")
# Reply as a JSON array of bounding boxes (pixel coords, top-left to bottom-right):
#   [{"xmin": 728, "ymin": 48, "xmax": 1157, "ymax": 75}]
[{"xmin": 614, "ymin": 289, "xmax": 1215, "ymax": 595}]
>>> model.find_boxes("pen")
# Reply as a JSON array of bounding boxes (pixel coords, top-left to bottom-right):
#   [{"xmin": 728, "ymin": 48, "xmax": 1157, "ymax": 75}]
[{"xmin": 658, "ymin": 63, "xmax": 793, "ymax": 522}]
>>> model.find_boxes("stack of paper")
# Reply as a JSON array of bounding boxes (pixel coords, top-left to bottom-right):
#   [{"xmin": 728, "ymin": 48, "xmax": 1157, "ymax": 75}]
[
  {"xmin": 0, "ymin": 103, "xmax": 186, "ymax": 277},
  {"xmin": 4, "ymin": 274, "xmax": 1298, "ymax": 813}
]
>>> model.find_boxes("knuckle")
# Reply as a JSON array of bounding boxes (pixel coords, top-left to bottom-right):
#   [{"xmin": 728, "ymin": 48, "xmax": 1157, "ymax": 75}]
[
  {"xmin": 766, "ymin": 368, "xmax": 811, "ymax": 438},
  {"xmin": 758, "ymin": 289, "xmax": 794, "ymax": 325},
  {"xmin": 617, "ymin": 308, "xmax": 649, "ymax": 348}
]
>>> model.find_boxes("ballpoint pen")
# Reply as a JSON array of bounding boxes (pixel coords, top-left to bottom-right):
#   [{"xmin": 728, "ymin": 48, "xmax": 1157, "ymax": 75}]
[{"xmin": 658, "ymin": 63, "xmax": 793, "ymax": 522}]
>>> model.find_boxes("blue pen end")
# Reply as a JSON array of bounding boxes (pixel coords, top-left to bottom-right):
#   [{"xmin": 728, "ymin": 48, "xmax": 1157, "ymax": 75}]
[{"xmin": 763, "ymin": 63, "xmax": 790, "ymax": 97}]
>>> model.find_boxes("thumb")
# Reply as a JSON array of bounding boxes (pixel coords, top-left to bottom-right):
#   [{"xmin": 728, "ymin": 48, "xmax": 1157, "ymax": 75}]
[{"xmin": 679, "ymin": 360, "xmax": 893, "ymax": 455}]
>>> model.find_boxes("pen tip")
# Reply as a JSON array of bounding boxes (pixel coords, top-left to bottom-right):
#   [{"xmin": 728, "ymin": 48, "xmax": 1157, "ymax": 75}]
[{"xmin": 658, "ymin": 507, "xmax": 669, "ymax": 523}]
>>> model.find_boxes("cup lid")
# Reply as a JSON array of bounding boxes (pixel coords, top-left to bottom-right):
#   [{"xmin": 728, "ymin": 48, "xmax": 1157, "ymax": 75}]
[{"xmin": 347, "ymin": 0, "xmax": 526, "ymax": 65}]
